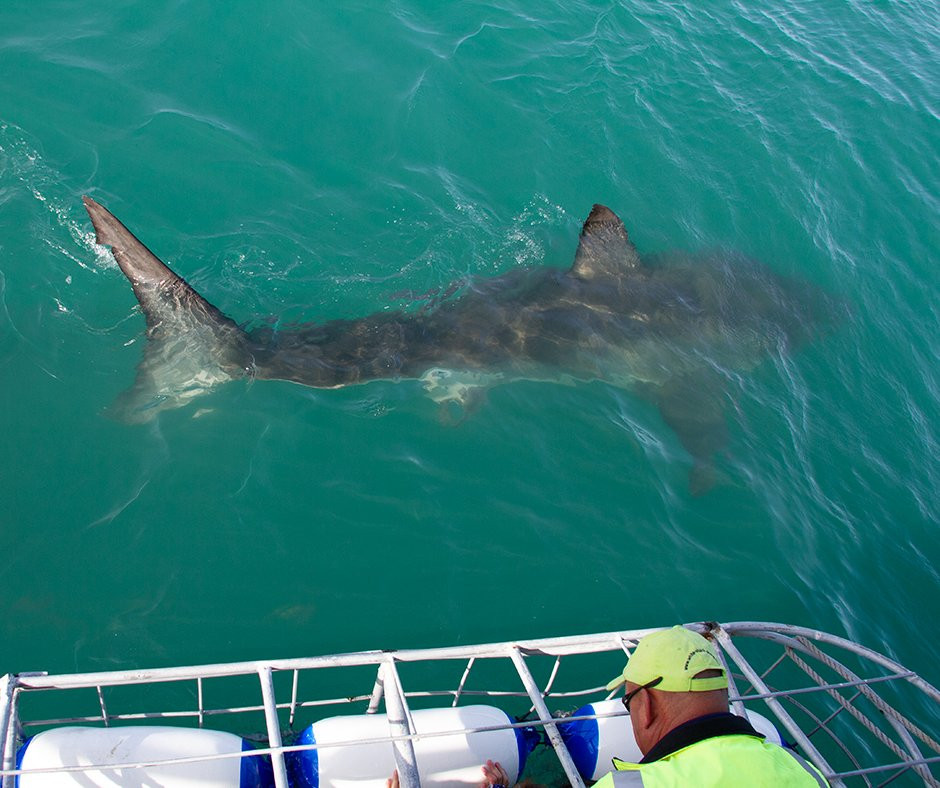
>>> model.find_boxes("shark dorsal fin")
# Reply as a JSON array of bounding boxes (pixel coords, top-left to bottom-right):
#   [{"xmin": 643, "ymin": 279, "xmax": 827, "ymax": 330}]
[
  {"xmin": 83, "ymin": 196, "xmax": 236, "ymax": 333},
  {"xmin": 570, "ymin": 204, "xmax": 641, "ymax": 279},
  {"xmin": 83, "ymin": 196, "xmax": 250, "ymax": 422}
]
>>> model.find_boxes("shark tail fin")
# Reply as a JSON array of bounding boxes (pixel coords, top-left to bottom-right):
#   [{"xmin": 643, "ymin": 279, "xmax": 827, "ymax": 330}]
[
  {"xmin": 83, "ymin": 196, "xmax": 250, "ymax": 421},
  {"xmin": 570, "ymin": 203, "xmax": 641, "ymax": 279}
]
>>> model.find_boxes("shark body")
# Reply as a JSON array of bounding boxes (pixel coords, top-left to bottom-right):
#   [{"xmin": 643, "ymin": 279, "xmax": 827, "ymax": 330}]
[{"xmin": 83, "ymin": 196, "xmax": 834, "ymax": 492}]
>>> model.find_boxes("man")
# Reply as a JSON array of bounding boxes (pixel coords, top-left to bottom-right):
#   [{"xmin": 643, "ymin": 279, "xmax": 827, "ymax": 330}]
[{"xmin": 596, "ymin": 626, "xmax": 828, "ymax": 786}]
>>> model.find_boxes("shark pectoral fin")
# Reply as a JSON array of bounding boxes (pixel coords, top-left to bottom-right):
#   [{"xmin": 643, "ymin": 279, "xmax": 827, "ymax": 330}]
[
  {"xmin": 108, "ymin": 334, "xmax": 238, "ymax": 423},
  {"xmin": 570, "ymin": 204, "xmax": 641, "ymax": 279},
  {"xmin": 688, "ymin": 461, "xmax": 731, "ymax": 498},
  {"xmin": 654, "ymin": 371, "xmax": 730, "ymax": 495},
  {"xmin": 107, "ymin": 376, "xmax": 172, "ymax": 424},
  {"xmin": 437, "ymin": 386, "xmax": 488, "ymax": 426},
  {"xmin": 420, "ymin": 368, "xmax": 495, "ymax": 424}
]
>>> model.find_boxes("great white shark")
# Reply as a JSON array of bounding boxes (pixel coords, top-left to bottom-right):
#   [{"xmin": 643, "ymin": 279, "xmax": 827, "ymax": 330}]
[{"xmin": 83, "ymin": 196, "xmax": 836, "ymax": 493}]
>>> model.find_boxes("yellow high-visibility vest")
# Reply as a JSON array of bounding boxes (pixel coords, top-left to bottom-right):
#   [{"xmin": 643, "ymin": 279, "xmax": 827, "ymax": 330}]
[{"xmin": 593, "ymin": 734, "xmax": 828, "ymax": 787}]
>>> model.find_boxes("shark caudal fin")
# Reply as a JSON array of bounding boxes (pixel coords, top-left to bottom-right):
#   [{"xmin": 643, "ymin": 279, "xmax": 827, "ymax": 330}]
[
  {"xmin": 570, "ymin": 204, "xmax": 641, "ymax": 279},
  {"xmin": 83, "ymin": 196, "xmax": 250, "ymax": 421}
]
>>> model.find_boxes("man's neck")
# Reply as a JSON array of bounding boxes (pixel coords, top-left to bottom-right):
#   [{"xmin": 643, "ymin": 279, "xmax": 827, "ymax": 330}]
[{"xmin": 640, "ymin": 712, "xmax": 763, "ymax": 764}]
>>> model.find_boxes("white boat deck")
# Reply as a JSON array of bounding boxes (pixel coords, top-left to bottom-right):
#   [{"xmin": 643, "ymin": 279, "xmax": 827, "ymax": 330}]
[{"xmin": 2, "ymin": 622, "xmax": 938, "ymax": 787}]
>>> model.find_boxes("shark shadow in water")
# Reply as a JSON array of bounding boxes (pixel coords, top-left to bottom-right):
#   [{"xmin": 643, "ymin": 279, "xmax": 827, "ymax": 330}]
[{"xmin": 83, "ymin": 197, "xmax": 837, "ymax": 493}]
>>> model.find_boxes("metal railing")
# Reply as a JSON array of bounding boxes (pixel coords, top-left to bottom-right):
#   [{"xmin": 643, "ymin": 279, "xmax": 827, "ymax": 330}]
[{"xmin": 1, "ymin": 622, "xmax": 937, "ymax": 787}]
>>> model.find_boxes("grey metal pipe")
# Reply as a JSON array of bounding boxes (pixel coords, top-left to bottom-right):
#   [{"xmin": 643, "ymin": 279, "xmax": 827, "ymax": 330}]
[
  {"xmin": 381, "ymin": 661, "xmax": 421, "ymax": 788},
  {"xmin": 713, "ymin": 628, "xmax": 840, "ymax": 787},
  {"xmin": 258, "ymin": 666, "xmax": 290, "ymax": 788},
  {"xmin": 0, "ymin": 676, "xmax": 16, "ymax": 788},
  {"xmin": 509, "ymin": 647, "xmax": 585, "ymax": 788}
]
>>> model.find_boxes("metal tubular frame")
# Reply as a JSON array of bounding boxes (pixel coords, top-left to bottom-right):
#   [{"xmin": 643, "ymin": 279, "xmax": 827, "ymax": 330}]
[
  {"xmin": 0, "ymin": 622, "xmax": 936, "ymax": 786},
  {"xmin": 0, "ymin": 676, "xmax": 17, "ymax": 788},
  {"xmin": 380, "ymin": 661, "xmax": 421, "ymax": 788},
  {"xmin": 787, "ymin": 641, "xmax": 935, "ymax": 786},
  {"xmin": 712, "ymin": 627, "xmax": 840, "ymax": 783},
  {"xmin": 717, "ymin": 623, "xmax": 940, "ymax": 787},
  {"xmin": 508, "ymin": 646, "xmax": 584, "ymax": 788},
  {"xmin": 451, "ymin": 657, "xmax": 475, "ymax": 708},
  {"xmin": 258, "ymin": 666, "xmax": 289, "ymax": 788}
]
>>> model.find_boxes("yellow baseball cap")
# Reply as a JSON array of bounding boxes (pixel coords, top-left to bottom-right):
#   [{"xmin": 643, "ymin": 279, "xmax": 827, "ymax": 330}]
[{"xmin": 606, "ymin": 626, "xmax": 728, "ymax": 692}]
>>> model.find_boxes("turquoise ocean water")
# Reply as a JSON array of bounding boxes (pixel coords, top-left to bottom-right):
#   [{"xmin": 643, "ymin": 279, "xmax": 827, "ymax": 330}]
[{"xmin": 1, "ymin": 0, "xmax": 937, "ymax": 718}]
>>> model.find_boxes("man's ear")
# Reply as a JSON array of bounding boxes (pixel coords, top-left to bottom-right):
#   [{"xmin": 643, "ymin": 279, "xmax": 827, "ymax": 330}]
[{"xmin": 633, "ymin": 687, "xmax": 656, "ymax": 728}]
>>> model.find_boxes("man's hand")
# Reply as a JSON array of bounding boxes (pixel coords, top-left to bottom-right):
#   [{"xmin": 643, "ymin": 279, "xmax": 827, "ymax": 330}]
[{"xmin": 480, "ymin": 758, "xmax": 511, "ymax": 788}]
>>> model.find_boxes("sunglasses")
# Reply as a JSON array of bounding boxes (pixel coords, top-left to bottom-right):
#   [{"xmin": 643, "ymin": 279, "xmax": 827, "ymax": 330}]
[{"xmin": 621, "ymin": 676, "xmax": 663, "ymax": 712}]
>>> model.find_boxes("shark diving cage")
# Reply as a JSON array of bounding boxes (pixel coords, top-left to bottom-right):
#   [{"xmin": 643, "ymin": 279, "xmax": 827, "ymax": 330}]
[{"xmin": 1, "ymin": 622, "xmax": 938, "ymax": 787}]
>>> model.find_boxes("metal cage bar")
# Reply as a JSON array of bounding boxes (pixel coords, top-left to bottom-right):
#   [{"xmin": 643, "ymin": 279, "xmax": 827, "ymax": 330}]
[
  {"xmin": 2, "ymin": 622, "xmax": 937, "ymax": 786},
  {"xmin": 728, "ymin": 627, "xmax": 939, "ymax": 785},
  {"xmin": 258, "ymin": 666, "xmax": 289, "ymax": 788},
  {"xmin": 380, "ymin": 660, "xmax": 421, "ymax": 788},
  {"xmin": 508, "ymin": 646, "xmax": 584, "ymax": 788},
  {"xmin": 452, "ymin": 657, "xmax": 475, "ymax": 708},
  {"xmin": 0, "ymin": 678, "xmax": 17, "ymax": 788},
  {"xmin": 712, "ymin": 626, "xmax": 840, "ymax": 785},
  {"xmin": 289, "ymin": 670, "xmax": 300, "ymax": 729}
]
